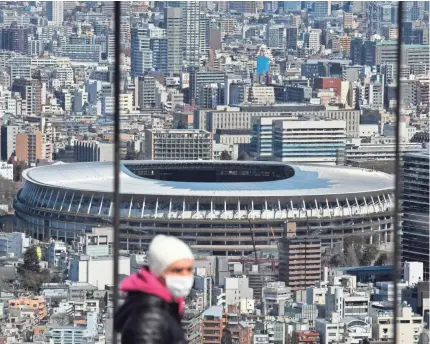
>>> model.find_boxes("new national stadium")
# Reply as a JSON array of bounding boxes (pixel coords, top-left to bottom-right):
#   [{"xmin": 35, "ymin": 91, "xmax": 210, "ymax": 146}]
[{"xmin": 14, "ymin": 161, "xmax": 394, "ymax": 255}]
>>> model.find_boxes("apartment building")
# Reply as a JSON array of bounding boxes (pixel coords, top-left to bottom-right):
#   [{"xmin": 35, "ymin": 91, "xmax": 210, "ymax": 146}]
[
  {"xmin": 8, "ymin": 296, "xmax": 48, "ymax": 320},
  {"xmin": 16, "ymin": 131, "xmax": 42, "ymax": 165},
  {"xmin": 144, "ymin": 129, "xmax": 213, "ymax": 160},
  {"xmin": 292, "ymin": 330, "xmax": 320, "ymax": 344},
  {"xmin": 201, "ymin": 305, "xmax": 224, "ymax": 344},
  {"xmin": 325, "ymin": 286, "xmax": 370, "ymax": 319},
  {"xmin": 278, "ymin": 224, "xmax": 322, "ymax": 291}
]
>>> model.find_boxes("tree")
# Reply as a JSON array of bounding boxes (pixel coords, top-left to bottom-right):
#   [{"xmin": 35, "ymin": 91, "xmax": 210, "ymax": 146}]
[
  {"xmin": 17, "ymin": 247, "xmax": 53, "ymax": 292},
  {"xmin": 374, "ymin": 253, "xmax": 389, "ymax": 266},
  {"xmin": 359, "ymin": 245, "xmax": 378, "ymax": 266},
  {"xmin": 237, "ymin": 152, "xmax": 250, "ymax": 161},
  {"xmin": 220, "ymin": 151, "xmax": 232, "ymax": 160},
  {"xmin": 0, "ymin": 176, "xmax": 16, "ymax": 208},
  {"xmin": 18, "ymin": 246, "xmax": 40, "ymax": 275}
]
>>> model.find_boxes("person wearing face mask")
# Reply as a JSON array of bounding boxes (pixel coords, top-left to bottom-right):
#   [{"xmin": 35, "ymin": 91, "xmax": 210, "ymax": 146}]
[{"xmin": 115, "ymin": 235, "xmax": 194, "ymax": 344}]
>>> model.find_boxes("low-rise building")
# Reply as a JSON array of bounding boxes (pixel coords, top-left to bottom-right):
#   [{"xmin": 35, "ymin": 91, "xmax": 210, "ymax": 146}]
[{"xmin": 372, "ymin": 305, "xmax": 423, "ymax": 344}]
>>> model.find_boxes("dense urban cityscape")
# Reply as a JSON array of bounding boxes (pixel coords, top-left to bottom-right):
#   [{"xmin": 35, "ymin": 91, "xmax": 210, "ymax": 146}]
[{"xmin": 0, "ymin": 1, "xmax": 429, "ymax": 344}]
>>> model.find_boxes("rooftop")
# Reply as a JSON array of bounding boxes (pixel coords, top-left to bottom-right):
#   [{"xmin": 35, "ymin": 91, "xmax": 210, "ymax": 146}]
[{"xmin": 22, "ymin": 160, "xmax": 394, "ymax": 198}]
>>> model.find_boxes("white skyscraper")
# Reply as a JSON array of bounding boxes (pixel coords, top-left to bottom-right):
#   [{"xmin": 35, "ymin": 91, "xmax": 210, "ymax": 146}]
[
  {"xmin": 46, "ymin": 1, "xmax": 64, "ymax": 25},
  {"xmin": 181, "ymin": 1, "xmax": 201, "ymax": 68},
  {"xmin": 165, "ymin": 7, "xmax": 182, "ymax": 75}
]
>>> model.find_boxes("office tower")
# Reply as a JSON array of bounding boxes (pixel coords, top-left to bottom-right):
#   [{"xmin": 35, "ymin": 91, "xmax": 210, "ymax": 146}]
[
  {"xmin": 130, "ymin": 26, "xmax": 153, "ymax": 78},
  {"xmin": 59, "ymin": 44, "xmax": 102, "ymax": 62},
  {"xmin": 278, "ymin": 223, "xmax": 322, "ymax": 291},
  {"xmin": 402, "ymin": 22, "xmax": 426, "ymax": 45},
  {"xmin": 229, "ymin": 2, "xmax": 263, "ymax": 14},
  {"xmin": 182, "ymin": 2, "xmax": 201, "ymax": 68},
  {"xmin": 0, "ymin": 23, "xmax": 31, "ymax": 54},
  {"xmin": 144, "ymin": 129, "xmax": 213, "ymax": 160},
  {"xmin": 266, "ymin": 24, "xmax": 285, "ymax": 49},
  {"xmin": 312, "ymin": 1, "xmax": 330, "ymax": 18},
  {"xmin": 363, "ymin": 41, "xmax": 376, "ymax": 66},
  {"xmin": 403, "ymin": 1, "xmax": 425, "ymax": 21},
  {"xmin": 350, "ymin": 38, "xmax": 363, "ymax": 65},
  {"xmin": 286, "ymin": 27, "xmax": 298, "ymax": 51},
  {"xmin": 165, "ymin": 7, "xmax": 182, "ymax": 75},
  {"xmin": 402, "ymin": 45, "xmax": 430, "ymax": 72},
  {"xmin": 137, "ymin": 76, "xmax": 157, "ymax": 109},
  {"xmin": 278, "ymin": 1, "xmax": 301, "ymax": 13},
  {"xmin": 0, "ymin": 125, "xmax": 19, "ymax": 162},
  {"xmin": 189, "ymin": 70, "xmax": 225, "ymax": 104},
  {"xmin": 46, "ymin": 1, "xmax": 64, "ymax": 25},
  {"xmin": 150, "ymin": 37, "xmax": 168, "ymax": 75},
  {"xmin": 402, "ymin": 152, "xmax": 429, "ymax": 280},
  {"xmin": 273, "ymin": 119, "xmax": 346, "ymax": 164},
  {"xmin": 16, "ymin": 131, "xmax": 42, "ymax": 166},
  {"xmin": 198, "ymin": 84, "xmax": 221, "ymax": 108}
]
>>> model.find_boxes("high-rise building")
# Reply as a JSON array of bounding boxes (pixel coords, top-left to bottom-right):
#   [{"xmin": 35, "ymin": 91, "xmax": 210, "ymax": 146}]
[
  {"xmin": 278, "ymin": 223, "xmax": 322, "ymax": 292},
  {"xmin": 137, "ymin": 76, "xmax": 157, "ymax": 109},
  {"xmin": 165, "ymin": 7, "xmax": 182, "ymax": 75},
  {"xmin": 46, "ymin": 1, "xmax": 64, "ymax": 25},
  {"xmin": 0, "ymin": 23, "xmax": 31, "ymax": 54},
  {"xmin": 130, "ymin": 26, "xmax": 153, "ymax": 78},
  {"xmin": 150, "ymin": 37, "xmax": 168, "ymax": 75},
  {"xmin": 273, "ymin": 119, "xmax": 346, "ymax": 164},
  {"xmin": 229, "ymin": 2, "xmax": 263, "ymax": 14},
  {"xmin": 266, "ymin": 24, "xmax": 285, "ymax": 49},
  {"xmin": 286, "ymin": 27, "xmax": 298, "ymax": 51},
  {"xmin": 11, "ymin": 78, "xmax": 42, "ymax": 116},
  {"xmin": 16, "ymin": 131, "xmax": 42, "ymax": 166},
  {"xmin": 189, "ymin": 70, "xmax": 225, "ymax": 103},
  {"xmin": 182, "ymin": 1, "xmax": 201, "ymax": 68},
  {"xmin": 199, "ymin": 11, "xmax": 209, "ymax": 58},
  {"xmin": 401, "ymin": 152, "xmax": 429, "ymax": 280},
  {"xmin": 305, "ymin": 29, "xmax": 322, "ymax": 53},
  {"xmin": 312, "ymin": 1, "xmax": 330, "ymax": 17},
  {"xmin": 403, "ymin": 1, "xmax": 425, "ymax": 21},
  {"xmin": 0, "ymin": 125, "xmax": 19, "ymax": 162},
  {"xmin": 350, "ymin": 38, "xmax": 363, "ymax": 65},
  {"xmin": 144, "ymin": 129, "xmax": 213, "ymax": 160},
  {"xmin": 278, "ymin": 1, "xmax": 301, "ymax": 13}
]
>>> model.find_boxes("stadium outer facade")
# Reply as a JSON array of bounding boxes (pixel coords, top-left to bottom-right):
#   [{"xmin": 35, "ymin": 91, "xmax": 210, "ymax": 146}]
[{"xmin": 14, "ymin": 161, "xmax": 394, "ymax": 255}]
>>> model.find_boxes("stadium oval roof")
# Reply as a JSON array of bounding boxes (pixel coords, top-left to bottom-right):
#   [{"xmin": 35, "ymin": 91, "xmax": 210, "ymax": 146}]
[{"xmin": 22, "ymin": 160, "xmax": 394, "ymax": 198}]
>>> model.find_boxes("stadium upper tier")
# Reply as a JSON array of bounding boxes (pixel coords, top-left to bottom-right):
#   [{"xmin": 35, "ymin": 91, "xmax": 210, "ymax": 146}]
[
  {"xmin": 15, "ymin": 161, "xmax": 394, "ymax": 254},
  {"xmin": 23, "ymin": 160, "xmax": 392, "ymax": 198}
]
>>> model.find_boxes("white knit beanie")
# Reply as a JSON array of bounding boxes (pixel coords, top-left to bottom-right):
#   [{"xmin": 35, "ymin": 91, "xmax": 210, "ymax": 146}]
[{"xmin": 147, "ymin": 235, "xmax": 194, "ymax": 277}]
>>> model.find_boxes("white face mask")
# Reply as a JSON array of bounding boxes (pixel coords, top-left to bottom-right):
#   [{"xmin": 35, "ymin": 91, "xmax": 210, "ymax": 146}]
[{"xmin": 165, "ymin": 275, "xmax": 194, "ymax": 299}]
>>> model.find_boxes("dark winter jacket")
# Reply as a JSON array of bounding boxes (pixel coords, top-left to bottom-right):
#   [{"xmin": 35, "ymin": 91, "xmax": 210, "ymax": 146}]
[{"xmin": 114, "ymin": 267, "xmax": 187, "ymax": 344}]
